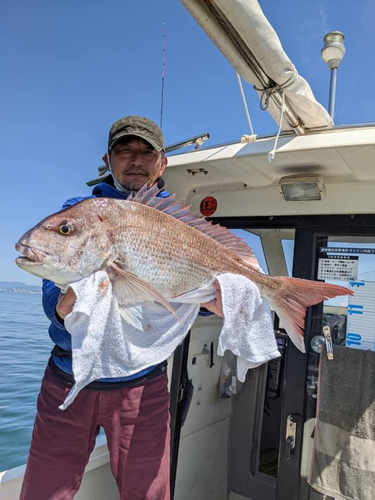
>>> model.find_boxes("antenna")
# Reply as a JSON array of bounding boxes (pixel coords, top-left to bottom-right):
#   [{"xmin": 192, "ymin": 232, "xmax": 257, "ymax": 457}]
[
  {"xmin": 160, "ymin": 23, "xmax": 166, "ymax": 129},
  {"xmin": 321, "ymin": 32, "xmax": 346, "ymax": 121}
]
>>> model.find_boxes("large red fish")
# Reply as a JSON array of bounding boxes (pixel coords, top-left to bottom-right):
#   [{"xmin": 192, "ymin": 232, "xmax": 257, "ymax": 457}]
[{"xmin": 15, "ymin": 183, "xmax": 352, "ymax": 351}]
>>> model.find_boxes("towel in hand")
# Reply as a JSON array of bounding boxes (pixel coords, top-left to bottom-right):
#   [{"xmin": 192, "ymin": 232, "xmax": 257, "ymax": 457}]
[
  {"xmin": 61, "ymin": 271, "xmax": 279, "ymax": 409},
  {"xmin": 62, "ymin": 271, "xmax": 206, "ymax": 409},
  {"xmin": 216, "ymin": 274, "xmax": 280, "ymax": 381}
]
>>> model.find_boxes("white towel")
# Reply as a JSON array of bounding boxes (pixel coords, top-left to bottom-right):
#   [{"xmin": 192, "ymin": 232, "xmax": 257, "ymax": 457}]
[
  {"xmin": 216, "ymin": 274, "xmax": 281, "ymax": 381},
  {"xmin": 61, "ymin": 271, "xmax": 280, "ymax": 409}
]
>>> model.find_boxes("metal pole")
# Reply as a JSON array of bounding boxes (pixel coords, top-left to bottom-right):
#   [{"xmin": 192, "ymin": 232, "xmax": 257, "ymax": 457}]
[
  {"xmin": 328, "ymin": 67, "xmax": 338, "ymax": 121},
  {"xmin": 236, "ymin": 72, "xmax": 254, "ymax": 135}
]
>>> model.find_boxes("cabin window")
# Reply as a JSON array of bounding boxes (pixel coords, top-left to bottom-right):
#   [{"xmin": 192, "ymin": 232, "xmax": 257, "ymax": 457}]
[
  {"xmin": 231, "ymin": 229, "xmax": 269, "ymax": 274},
  {"xmin": 314, "ymin": 236, "xmax": 375, "ymax": 351},
  {"xmin": 281, "ymin": 239, "xmax": 295, "ymax": 276}
]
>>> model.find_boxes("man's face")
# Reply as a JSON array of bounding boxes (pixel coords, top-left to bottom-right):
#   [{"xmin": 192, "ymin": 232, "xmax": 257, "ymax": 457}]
[{"xmin": 105, "ymin": 137, "xmax": 167, "ymax": 191}]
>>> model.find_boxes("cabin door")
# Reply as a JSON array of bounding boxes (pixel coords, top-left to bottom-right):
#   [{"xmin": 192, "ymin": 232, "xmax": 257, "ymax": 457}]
[
  {"xmin": 169, "ymin": 215, "xmax": 375, "ymax": 500},
  {"xmin": 275, "ymin": 220, "xmax": 375, "ymax": 500}
]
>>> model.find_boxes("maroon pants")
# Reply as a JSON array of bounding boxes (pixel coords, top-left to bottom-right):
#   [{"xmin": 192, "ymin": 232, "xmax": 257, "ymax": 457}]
[{"xmin": 20, "ymin": 367, "xmax": 170, "ymax": 500}]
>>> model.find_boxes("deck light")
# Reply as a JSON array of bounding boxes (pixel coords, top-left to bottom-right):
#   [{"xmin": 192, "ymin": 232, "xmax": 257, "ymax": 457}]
[
  {"xmin": 279, "ymin": 175, "xmax": 326, "ymax": 202},
  {"xmin": 321, "ymin": 32, "xmax": 346, "ymax": 69},
  {"xmin": 321, "ymin": 32, "xmax": 346, "ymax": 120}
]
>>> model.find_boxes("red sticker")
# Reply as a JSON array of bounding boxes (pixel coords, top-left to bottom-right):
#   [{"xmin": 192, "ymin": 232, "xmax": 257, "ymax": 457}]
[{"xmin": 200, "ymin": 196, "xmax": 218, "ymax": 216}]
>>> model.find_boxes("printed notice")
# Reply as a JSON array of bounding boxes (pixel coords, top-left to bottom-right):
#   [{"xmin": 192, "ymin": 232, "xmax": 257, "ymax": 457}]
[
  {"xmin": 317, "ymin": 255, "xmax": 358, "ymax": 281},
  {"xmin": 346, "ymin": 281, "xmax": 375, "ymax": 351},
  {"xmin": 320, "ymin": 247, "xmax": 375, "ymax": 255}
]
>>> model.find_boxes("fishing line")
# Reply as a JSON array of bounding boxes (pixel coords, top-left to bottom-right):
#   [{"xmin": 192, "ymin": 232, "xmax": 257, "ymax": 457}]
[{"xmin": 160, "ymin": 23, "xmax": 166, "ymax": 129}]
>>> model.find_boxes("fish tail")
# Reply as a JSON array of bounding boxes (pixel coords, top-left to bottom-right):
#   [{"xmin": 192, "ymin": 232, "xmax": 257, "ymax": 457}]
[{"xmin": 263, "ymin": 276, "xmax": 353, "ymax": 353}]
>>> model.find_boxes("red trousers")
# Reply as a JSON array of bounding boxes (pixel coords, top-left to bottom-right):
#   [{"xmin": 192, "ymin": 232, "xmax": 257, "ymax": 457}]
[{"xmin": 20, "ymin": 367, "xmax": 171, "ymax": 500}]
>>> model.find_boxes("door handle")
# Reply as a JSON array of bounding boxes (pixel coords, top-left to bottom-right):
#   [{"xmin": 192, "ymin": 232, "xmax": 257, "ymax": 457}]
[
  {"xmin": 285, "ymin": 436, "xmax": 294, "ymax": 460},
  {"xmin": 285, "ymin": 415, "xmax": 297, "ymax": 460}
]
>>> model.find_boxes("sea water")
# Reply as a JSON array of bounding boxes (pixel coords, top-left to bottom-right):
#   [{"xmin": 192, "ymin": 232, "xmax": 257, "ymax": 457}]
[{"xmin": 0, "ymin": 291, "xmax": 51, "ymax": 471}]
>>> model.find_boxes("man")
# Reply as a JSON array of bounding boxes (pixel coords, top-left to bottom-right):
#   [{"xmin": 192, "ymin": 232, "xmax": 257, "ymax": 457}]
[{"xmin": 20, "ymin": 116, "xmax": 172, "ymax": 500}]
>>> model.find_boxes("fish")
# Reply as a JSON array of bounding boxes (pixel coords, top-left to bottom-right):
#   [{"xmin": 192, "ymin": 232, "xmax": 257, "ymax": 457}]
[{"xmin": 15, "ymin": 183, "xmax": 353, "ymax": 352}]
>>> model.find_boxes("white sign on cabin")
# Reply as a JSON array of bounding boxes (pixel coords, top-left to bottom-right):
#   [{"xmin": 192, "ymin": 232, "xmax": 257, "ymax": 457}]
[
  {"xmin": 317, "ymin": 255, "xmax": 358, "ymax": 281},
  {"xmin": 346, "ymin": 281, "xmax": 375, "ymax": 351}
]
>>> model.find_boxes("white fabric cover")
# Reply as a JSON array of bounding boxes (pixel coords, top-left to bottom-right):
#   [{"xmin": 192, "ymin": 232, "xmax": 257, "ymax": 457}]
[
  {"xmin": 181, "ymin": 0, "xmax": 332, "ymax": 132},
  {"xmin": 61, "ymin": 271, "xmax": 279, "ymax": 409}
]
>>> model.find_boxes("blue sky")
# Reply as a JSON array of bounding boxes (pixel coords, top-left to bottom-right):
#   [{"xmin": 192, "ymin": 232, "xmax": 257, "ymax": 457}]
[{"xmin": 2, "ymin": 0, "xmax": 375, "ymax": 285}]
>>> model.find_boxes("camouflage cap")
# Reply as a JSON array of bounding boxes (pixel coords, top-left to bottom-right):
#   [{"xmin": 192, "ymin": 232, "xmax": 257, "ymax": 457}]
[{"xmin": 108, "ymin": 116, "xmax": 165, "ymax": 152}]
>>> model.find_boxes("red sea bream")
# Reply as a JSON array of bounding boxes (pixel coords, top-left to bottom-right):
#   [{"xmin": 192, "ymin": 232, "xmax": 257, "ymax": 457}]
[{"xmin": 15, "ymin": 184, "xmax": 353, "ymax": 351}]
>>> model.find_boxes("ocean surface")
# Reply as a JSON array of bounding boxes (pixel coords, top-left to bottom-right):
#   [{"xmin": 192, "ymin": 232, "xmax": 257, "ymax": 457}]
[{"xmin": 0, "ymin": 291, "xmax": 51, "ymax": 471}]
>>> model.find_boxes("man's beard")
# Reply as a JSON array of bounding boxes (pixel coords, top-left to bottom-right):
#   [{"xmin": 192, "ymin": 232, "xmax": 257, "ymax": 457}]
[
  {"xmin": 122, "ymin": 177, "xmax": 149, "ymax": 191},
  {"xmin": 115, "ymin": 170, "xmax": 149, "ymax": 192}
]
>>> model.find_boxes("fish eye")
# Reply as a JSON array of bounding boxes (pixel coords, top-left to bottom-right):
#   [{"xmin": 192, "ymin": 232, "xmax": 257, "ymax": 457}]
[{"xmin": 58, "ymin": 224, "xmax": 74, "ymax": 235}]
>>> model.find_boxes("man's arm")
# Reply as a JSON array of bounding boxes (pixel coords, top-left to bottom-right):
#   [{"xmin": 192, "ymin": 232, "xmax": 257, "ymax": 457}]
[{"xmin": 42, "ymin": 279, "xmax": 67, "ymax": 327}]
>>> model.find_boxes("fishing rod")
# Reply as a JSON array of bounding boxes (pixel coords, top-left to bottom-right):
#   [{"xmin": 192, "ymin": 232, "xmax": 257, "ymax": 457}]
[{"xmin": 160, "ymin": 23, "xmax": 166, "ymax": 129}]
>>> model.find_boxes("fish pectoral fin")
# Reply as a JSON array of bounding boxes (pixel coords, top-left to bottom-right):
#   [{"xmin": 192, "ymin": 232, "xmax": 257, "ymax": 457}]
[
  {"xmin": 110, "ymin": 263, "xmax": 181, "ymax": 323},
  {"xmin": 118, "ymin": 304, "xmax": 144, "ymax": 330}
]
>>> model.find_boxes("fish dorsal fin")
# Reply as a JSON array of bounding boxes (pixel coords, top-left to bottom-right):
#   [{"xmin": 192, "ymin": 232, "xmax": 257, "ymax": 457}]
[{"xmin": 129, "ymin": 183, "xmax": 262, "ymax": 272}]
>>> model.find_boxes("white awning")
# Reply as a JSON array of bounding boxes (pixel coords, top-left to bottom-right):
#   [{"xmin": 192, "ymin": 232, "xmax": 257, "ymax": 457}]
[{"xmin": 181, "ymin": 0, "xmax": 333, "ymax": 134}]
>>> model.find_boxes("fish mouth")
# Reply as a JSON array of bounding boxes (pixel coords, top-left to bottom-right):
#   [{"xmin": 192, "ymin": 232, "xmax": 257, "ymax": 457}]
[{"xmin": 15, "ymin": 242, "xmax": 47, "ymax": 266}]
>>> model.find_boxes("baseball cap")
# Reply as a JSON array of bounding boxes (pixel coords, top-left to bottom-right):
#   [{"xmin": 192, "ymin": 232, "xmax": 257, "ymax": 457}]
[{"xmin": 108, "ymin": 116, "xmax": 165, "ymax": 152}]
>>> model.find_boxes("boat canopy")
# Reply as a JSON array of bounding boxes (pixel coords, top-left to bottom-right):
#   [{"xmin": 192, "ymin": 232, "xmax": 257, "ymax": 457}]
[{"xmin": 181, "ymin": 0, "xmax": 333, "ymax": 134}]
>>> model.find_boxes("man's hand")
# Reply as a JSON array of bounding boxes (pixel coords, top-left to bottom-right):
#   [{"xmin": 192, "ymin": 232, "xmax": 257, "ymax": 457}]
[
  {"xmin": 56, "ymin": 288, "xmax": 77, "ymax": 320},
  {"xmin": 201, "ymin": 281, "xmax": 223, "ymax": 317}
]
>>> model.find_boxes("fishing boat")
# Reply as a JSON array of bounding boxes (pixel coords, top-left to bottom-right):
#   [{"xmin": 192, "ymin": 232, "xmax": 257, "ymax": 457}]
[{"xmin": 2, "ymin": 1, "xmax": 375, "ymax": 499}]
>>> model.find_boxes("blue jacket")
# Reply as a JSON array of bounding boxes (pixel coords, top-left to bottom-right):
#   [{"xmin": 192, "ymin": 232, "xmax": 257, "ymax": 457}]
[{"xmin": 43, "ymin": 178, "xmax": 171, "ymax": 381}]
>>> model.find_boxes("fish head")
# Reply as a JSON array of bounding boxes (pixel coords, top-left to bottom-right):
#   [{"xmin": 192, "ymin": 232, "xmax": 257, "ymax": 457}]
[{"xmin": 15, "ymin": 199, "xmax": 115, "ymax": 286}]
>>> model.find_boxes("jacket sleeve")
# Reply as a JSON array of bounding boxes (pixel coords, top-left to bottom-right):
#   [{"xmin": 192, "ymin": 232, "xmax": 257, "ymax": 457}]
[
  {"xmin": 41, "ymin": 196, "xmax": 87, "ymax": 329},
  {"xmin": 198, "ymin": 308, "xmax": 214, "ymax": 317},
  {"xmin": 42, "ymin": 279, "xmax": 66, "ymax": 328}
]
